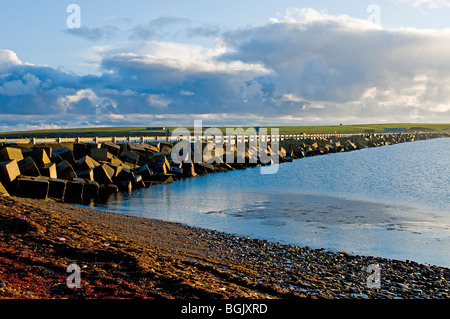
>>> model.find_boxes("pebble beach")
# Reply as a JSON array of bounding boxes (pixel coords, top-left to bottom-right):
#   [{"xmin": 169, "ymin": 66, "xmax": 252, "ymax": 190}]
[{"xmin": 1, "ymin": 195, "xmax": 449, "ymax": 300}]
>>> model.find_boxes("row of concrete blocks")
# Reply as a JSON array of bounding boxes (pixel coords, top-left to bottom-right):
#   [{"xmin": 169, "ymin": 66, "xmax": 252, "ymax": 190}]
[{"xmin": 0, "ymin": 132, "xmax": 443, "ymax": 201}]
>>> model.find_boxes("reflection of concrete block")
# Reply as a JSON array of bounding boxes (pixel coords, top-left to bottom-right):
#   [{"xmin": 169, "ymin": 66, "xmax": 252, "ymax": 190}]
[
  {"xmin": 98, "ymin": 184, "xmax": 118, "ymax": 202},
  {"xmin": 18, "ymin": 157, "xmax": 40, "ymax": 177},
  {"xmin": 16, "ymin": 177, "xmax": 49, "ymax": 199},
  {"xmin": 39, "ymin": 163, "xmax": 57, "ymax": 179},
  {"xmin": 0, "ymin": 159, "xmax": 20, "ymax": 183},
  {"xmin": 0, "ymin": 147, "xmax": 23, "ymax": 162}
]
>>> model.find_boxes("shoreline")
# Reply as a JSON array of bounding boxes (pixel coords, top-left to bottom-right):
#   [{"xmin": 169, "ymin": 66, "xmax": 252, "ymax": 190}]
[{"xmin": 1, "ymin": 195, "xmax": 449, "ymax": 299}]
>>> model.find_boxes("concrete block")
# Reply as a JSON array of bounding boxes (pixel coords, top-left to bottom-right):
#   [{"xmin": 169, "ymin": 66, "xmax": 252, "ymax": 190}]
[
  {"xmin": 0, "ymin": 181, "xmax": 9, "ymax": 196},
  {"xmin": 108, "ymin": 154, "xmax": 123, "ymax": 167},
  {"xmin": 120, "ymin": 150, "xmax": 139, "ymax": 165},
  {"xmin": 142, "ymin": 143, "xmax": 159, "ymax": 154},
  {"xmin": 64, "ymin": 179, "xmax": 84, "ymax": 203},
  {"xmin": 39, "ymin": 163, "xmax": 57, "ymax": 179},
  {"xmin": 52, "ymin": 147, "xmax": 75, "ymax": 164},
  {"xmin": 48, "ymin": 178, "xmax": 66, "ymax": 199},
  {"xmin": 182, "ymin": 161, "xmax": 198, "ymax": 177},
  {"xmin": 116, "ymin": 167, "xmax": 134, "ymax": 181},
  {"xmin": 127, "ymin": 143, "xmax": 146, "ymax": 154},
  {"xmin": 72, "ymin": 143, "xmax": 88, "ymax": 160},
  {"xmin": 82, "ymin": 180, "xmax": 99, "ymax": 203},
  {"xmin": 16, "ymin": 177, "xmax": 49, "ymax": 199},
  {"xmin": 159, "ymin": 142, "xmax": 173, "ymax": 154},
  {"xmin": 0, "ymin": 147, "xmax": 23, "ymax": 162},
  {"xmin": 93, "ymin": 164, "xmax": 114, "ymax": 184},
  {"xmin": 105, "ymin": 163, "xmax": 123, "ymax": 181},
  {"xmin": 102, "ymin": 142, "xmax": 121, "ymax": 156},
  {"xmin": 89, "ymin": 148, "xmax": 108, "ymax": 162},
  {"xmin": 32, "ymin": 145, "xmax": 52, "ymax": 158},
  {"xmin": 77, "ymin": 169, "xmax": 95, "ymax": 181},
  {"xmin": 28, "ymin": 149, "xmax": 51, "ymax": 166},
  {"xmin": 132, "ymin": 174, "xmax": 146, "ymax": 189},
  {"xmin": 0, "ymin": 159, "xmax": 20, "ymax": 183},
  {"xmin": 18, "ymin": 157, "xmax": 41, "ymax": 177},
  {"xmin": 56, "ymin": 160, "xmax": 77, "ymax": 180},
  {"xmin": 77, "ymin": 155, "xmax": 100, "ymax": 171},
  {"xmin": 134, "ymin": 164, "xmax": 154, "ymax": 181},
  {"xmin": 147, "ymin": 154, "xmax": 170, "ymax": 174},
  {"xmin": 118, "ymin": 180, "xmax": 133, "ymax": 192}
]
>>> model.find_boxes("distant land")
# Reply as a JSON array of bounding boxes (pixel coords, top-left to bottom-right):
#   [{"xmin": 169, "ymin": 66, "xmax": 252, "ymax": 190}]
[{"xmin": 0, "ymin": 123, "xmax": 449, "ymax": 139}]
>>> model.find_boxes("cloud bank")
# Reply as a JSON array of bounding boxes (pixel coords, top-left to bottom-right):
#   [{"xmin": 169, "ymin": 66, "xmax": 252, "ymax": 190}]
[{"xmin": 1, "ymin": 8, "xmax": 450, "ymax": 131}]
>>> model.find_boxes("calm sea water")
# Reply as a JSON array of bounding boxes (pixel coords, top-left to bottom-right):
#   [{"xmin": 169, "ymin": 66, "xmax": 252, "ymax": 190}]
[{"xmin": 90, "ymin": 138, "xmax": 450, "ymax": 267}]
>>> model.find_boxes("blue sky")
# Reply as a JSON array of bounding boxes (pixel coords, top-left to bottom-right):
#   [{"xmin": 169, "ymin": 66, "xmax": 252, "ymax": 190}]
[{"xmin": 1, "ymin": 0, "xmax": 450, "ymax": 131}]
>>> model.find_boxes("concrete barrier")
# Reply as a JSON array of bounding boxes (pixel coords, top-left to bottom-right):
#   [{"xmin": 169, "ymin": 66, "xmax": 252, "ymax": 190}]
[{"xmin": 0, "ymin": 132, "xmax": 444, "ymax": 205}]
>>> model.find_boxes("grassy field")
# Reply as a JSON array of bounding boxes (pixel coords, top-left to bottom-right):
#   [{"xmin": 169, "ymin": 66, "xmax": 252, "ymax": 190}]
[{"xmin": 0, "ymin": 123, "xmax": 449, "ymax": 138}]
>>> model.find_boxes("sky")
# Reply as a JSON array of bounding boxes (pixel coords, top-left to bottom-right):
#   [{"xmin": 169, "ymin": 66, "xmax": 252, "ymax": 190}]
[{"xmin": 1, "ymin": 0, "xmax": 450, "ymax": 132}]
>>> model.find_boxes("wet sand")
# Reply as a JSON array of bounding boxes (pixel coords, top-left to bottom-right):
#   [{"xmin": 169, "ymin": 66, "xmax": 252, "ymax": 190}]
[{"xmin": 1, "ymin": 195, "xmax": 450, "ymax": 299}]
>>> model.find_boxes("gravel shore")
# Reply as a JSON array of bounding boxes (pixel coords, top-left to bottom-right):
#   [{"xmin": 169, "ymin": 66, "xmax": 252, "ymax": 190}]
[{"xmin": 1, "ymin": 195, "xmax": 449, "ymax": 299}]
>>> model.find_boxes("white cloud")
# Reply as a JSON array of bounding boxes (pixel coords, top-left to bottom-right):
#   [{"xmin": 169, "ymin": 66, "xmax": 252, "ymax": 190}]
[
  {"xmin": 397, "ymin": 0, "xmax": 450, "ymax": 8},
  {"xmin": 2, "ymin": 8, "xmax": 450, "ymax": 131}
]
